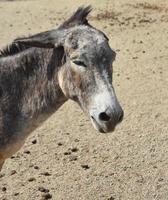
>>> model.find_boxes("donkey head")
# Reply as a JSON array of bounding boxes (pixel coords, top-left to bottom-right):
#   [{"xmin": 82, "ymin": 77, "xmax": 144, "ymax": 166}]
[{"xmin": 15, "ymin": 6, "xmax": 124, "ymax": 133}]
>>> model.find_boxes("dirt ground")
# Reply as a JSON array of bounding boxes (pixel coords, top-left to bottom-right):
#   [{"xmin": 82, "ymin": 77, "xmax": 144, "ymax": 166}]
[{"xmin": 0, "ymin": 0, "xmax": 168, "ymax": 199}]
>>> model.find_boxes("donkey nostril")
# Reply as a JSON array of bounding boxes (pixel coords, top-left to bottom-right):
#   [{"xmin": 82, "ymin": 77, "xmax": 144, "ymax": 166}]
[{"xmin": 99, "ymin": 112, "xmax": 111, "ymax": 122}]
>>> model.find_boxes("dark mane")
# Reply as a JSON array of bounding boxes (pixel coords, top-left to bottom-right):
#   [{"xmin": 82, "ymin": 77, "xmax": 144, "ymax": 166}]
[{"xmin": 0, "ymin": 42, "xmax": 31, "ymax": 58}]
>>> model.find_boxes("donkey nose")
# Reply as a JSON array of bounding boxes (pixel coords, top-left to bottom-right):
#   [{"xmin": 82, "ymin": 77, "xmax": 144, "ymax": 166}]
[
  {"xmin": 99, "ymin": 109, "xmax": 124, "ymax": 124},
  {"xmin": 118, "ymin": 109, "xmax": 124, "ymax": 123},
  {"xmin": 99, "ymin": 112, "xmax": 111, "ymax": 122}
]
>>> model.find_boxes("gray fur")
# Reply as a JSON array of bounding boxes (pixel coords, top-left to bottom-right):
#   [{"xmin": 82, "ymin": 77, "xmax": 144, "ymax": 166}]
[{"xmin": 0, "ymin": 6, "xmax": 123, "ymax": 170}]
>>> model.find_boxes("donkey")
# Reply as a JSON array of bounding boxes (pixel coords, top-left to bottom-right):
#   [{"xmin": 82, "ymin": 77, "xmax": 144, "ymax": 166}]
[{"xmin": 0, "ymin": 6, "xmax": 123, "ymax": 171}]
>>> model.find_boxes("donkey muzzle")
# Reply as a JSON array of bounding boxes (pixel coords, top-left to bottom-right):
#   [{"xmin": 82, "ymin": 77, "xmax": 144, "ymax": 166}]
[
  {"xmin": 89, "ymin": 86, "xmax": 124, "ymax": 133},
  {"xmin": 90, "ymin": 104, "xmax": 124, "ymax": 133}
]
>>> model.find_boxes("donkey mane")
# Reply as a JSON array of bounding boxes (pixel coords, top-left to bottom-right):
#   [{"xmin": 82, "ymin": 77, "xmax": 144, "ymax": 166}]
[{"xmin": 0, "ymin": 42, "xmax": 30, "ymax": 58}]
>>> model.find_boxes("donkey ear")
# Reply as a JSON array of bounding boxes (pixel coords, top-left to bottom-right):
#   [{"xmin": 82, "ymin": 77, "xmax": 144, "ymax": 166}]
[
  {"xmin": 60, "ymin": 6, "xmax": 92, "ymax": 28},
  {"xmin": 14, "ymin": 6, "xmax": 92, "ymax": 48},
  {"xmin": 14, "ymin": 29, "xmax": 67, "ymax": 48}
]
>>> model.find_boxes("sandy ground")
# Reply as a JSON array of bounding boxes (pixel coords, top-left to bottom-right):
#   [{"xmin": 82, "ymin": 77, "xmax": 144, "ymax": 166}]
[{"xmin": 0, "ymin": 0, "xmax": 168, "ymax": 199}]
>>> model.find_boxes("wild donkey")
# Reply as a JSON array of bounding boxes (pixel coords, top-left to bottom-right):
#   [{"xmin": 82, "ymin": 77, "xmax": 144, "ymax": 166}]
[{"xmin": 0, "ymin": 6, "xmax": 123, "ymax": 170}]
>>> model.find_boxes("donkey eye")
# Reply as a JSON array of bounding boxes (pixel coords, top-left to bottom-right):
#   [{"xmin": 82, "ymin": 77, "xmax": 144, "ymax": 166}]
[{"xmin": 73, "ymin": 60, "xmax": 87, "ymax": 67}]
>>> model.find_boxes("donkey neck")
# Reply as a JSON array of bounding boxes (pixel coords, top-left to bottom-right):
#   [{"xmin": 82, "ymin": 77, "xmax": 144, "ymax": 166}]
[
  {"xmin": 0, "ymin": 47, "xmax": 67, "ymax": 124},
  {"xmin": 23, "ymin": 48, "xmax": 67, "ymax": 117}
]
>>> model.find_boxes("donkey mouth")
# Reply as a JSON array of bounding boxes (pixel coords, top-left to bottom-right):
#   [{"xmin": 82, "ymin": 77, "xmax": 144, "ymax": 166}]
[{"xmin": 90, "ymin": 116, "xmax": 115, "ymax": 133}]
